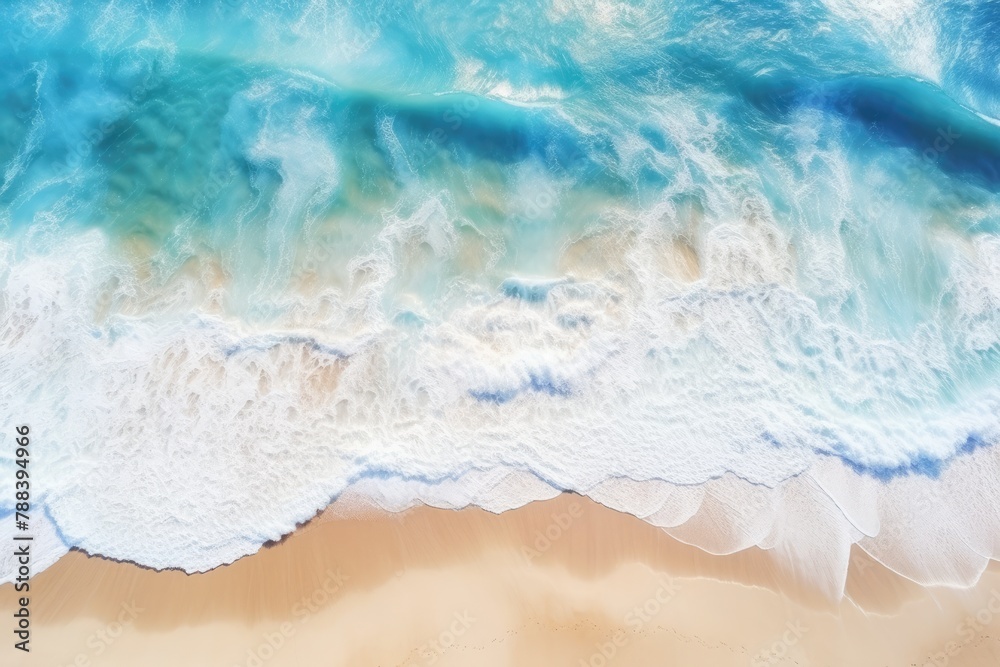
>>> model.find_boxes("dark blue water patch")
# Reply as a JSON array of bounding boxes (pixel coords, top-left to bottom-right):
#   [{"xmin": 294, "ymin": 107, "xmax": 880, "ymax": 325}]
[
  {"xmin": 500, "ymin": 277, "xmax": 569, "ymax": 303},
  {"xmin": 470, "ymin": 388, "xmax": 518, "ymax": 403},
  {"xmin": 730, "ymin": 71, "xmax": 1000, "ymax": 190},
  {"xmin": 740, "ymin": 71, "xmax": 804, "ymax": 118},
  {"xmin": 385, "ymin": 91, "xmax": 603, "ymax": 176},
  {"xmin": 222, "ymin": 335, "xmax": 349, "ymax": 359},
  {"xmin": 556, "ymin": 313, "xmax": 593, "ymax": 330},
  {"xmin": 470, "ymin": 371, "xmax": 572, "ymax": 404},
  {"xmin": 824, "ymin": 76, "xmax": 1000, "ymax": 189},
  {"xmin": 812, "ymin": 433, "xmax": 994, "ymax": 481},
  {"xmin": 760, "ymin": 431, "xmax": 783, "ymax": 448}
]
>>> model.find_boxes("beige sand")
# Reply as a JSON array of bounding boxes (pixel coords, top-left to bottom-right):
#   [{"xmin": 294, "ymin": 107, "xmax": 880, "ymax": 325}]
[{"xmin": 2, "ymin": 493, "xmax": 999, "ymax": 667}]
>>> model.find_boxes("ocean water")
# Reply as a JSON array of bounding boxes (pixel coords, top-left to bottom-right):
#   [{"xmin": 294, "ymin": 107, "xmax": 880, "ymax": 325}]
[{"xmin": 1, "ymin": 0, "xmax": 1000, "ymax": 596}]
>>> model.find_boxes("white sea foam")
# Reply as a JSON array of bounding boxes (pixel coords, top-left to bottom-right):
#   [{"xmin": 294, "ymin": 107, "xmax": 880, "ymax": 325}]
[
  {"xmin": 0, "ymin": 510, "xmax": 68, "ymax": 585},
  {"xmin": 0, "ymin": 214, "xmax": 998, "ymax": 598}
]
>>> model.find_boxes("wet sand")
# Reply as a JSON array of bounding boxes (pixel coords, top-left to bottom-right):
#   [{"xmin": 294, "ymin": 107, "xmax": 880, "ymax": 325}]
[{"xmin": 2, "ymin": 493, "xmax": 999, "ymax": 666}]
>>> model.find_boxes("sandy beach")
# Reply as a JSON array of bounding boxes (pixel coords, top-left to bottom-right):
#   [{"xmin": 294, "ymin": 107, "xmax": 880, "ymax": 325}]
[
  {"xmin": 2, "ymin": 493, "xmax": 999, "ymax": 667},
  {"xmin": 6, "ymin": 1, "xmax": 1000, "ymax": 666}
]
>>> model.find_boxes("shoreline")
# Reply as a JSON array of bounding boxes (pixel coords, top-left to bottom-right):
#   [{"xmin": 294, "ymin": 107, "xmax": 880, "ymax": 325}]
[{"xmin": 3, "ymin": 493, "xmax": 1000, "ymax": 666}]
